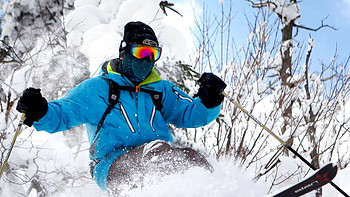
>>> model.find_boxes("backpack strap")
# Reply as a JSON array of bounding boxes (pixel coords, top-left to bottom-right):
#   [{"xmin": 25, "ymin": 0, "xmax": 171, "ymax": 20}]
[
  {"xmin": 110, "ymin": 82, "xmax": 163, "ymax": 111},
  {"xmin": 142, "ymin": 89, "xmax": 163, "ymax": 111},
  {"xmin": 94, "ymin": 78, "xmax": 121, "ymax": 138},
  {"xmin": 90, "ymin": 77, "xmax": 121, "ymax": 157}
]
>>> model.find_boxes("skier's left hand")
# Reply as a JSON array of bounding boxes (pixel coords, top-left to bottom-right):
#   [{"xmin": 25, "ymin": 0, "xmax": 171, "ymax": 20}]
[{"xmin": 195, "ymin": 73, "xmax": 226, "ymax": 108}]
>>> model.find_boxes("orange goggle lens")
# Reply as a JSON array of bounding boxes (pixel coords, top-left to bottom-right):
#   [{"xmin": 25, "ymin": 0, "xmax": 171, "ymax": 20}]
[{"xmin": 130, "ymin": 44, "xmax": 162, "ymax": 61}]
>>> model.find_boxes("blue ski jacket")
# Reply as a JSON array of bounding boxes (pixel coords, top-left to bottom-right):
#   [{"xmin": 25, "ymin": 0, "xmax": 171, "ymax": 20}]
[{"xmin": 33, "ymin": 66, "xmax": 221, "ymax": 191}]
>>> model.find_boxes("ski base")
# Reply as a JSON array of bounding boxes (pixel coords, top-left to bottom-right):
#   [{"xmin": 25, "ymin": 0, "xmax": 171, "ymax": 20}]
[{"xmin": 272, "ymin": 163, "xmax": 338, "ymax": 197}]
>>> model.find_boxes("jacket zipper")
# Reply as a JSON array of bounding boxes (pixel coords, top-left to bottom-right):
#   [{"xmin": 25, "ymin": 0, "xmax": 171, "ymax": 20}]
[
  {"xmin": 135, "ymin": 92, "xmax": 140, "ymax": 131},
  {"xmin": 150, "ymin": 105, "xmax": 156, "ymax": 132},
  {"xmin": 119, "ymin": 102, "xmax": 136, "ymax": 133}
]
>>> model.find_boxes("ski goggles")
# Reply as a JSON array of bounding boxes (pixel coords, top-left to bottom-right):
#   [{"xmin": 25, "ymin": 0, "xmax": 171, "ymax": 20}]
[{"xmin": 128, "ymin": 44, "xmax": 162, "ymax": 61}]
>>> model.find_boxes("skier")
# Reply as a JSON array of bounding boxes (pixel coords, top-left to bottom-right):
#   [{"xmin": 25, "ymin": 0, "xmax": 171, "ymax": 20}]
[{"xmin": 16, "ymin": 21, "xmax": 226, "ymax": 195}]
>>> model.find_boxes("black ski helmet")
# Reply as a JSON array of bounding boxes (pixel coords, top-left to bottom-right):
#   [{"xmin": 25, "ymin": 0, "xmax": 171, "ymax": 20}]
[
  {"xmin": 117, "ymin": 21, "xmax": 160, "ymax": 85},
  {"xmin": 119, "ymin": 21, "xmax": 159, "ymax": 56}
]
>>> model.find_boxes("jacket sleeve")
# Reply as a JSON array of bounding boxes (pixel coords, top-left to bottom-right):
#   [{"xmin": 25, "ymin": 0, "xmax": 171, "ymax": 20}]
[
  {"xmin": 161, "ymin": 81, "xmax": 221, "ymax": 128},
  {"xmin": 33, "ymin": 77, "xmax": 107, "ymax": 133}
]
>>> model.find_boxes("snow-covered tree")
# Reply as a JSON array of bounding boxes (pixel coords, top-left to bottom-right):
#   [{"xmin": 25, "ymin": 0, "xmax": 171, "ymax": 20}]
[
  {"xmin": 0, "ymin": 0, "xmax": 349, "ymax": 196},
  {"xmin": 0, "ymin": 0, "xmax": 194, "ymax": 196},
  {"xmin": 189, "ymin": 0, "xmax": 350, "ymax": 195},
  {"xmin": 190, "ymin": 0, "xmax": 350, "ymax": 195}
]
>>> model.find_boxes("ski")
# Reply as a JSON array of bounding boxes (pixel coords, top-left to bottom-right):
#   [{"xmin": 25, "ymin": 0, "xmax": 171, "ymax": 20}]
[{"xmin": 272, "ymin": 163, "xmax": 338, "ymax": 197}]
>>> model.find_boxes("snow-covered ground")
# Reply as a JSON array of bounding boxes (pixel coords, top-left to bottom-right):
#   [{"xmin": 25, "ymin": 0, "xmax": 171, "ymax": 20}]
[
  {"xmin": 1, "ymin": 127, "xmax": 349, "ymax": 197},
  {"xmin": 1, "ymin": 0, "xmax": 350, "ymax": 196}
]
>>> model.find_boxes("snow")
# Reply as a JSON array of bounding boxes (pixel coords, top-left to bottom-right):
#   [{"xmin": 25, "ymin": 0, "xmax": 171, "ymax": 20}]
[
  {"xmin": 307, "ymin": 37, "xmax": 315, "ymax": 52},
  {"xmin": 127, "ymin": 160, "xmax": 268, "ymax": 197},
  {"xmin": 81, "ymin": 23, "xmax": 121, "ymax": 73},
  {"xmin": 65, "ymin": 5, "xmax": 109, "ymax": 33},
  {"xmin": 3, "ymin": 126, "xmax": 272, "ymax": 197},
  {"xmin": 0, "ymin": 0, "xmax": 350, "ymax": 197},
  {"xmin": 219, "ymin": 0, "xmax": 225, "ymax": 4},
  {"xmin": 267, "ymin": 0, "xmax": 300, "ymax": 28}
]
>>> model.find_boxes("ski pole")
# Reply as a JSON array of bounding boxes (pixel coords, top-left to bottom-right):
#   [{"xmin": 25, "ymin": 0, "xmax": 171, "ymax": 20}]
[
  {"xmin": 222, "ymin": 92, "xmax": 349, "ymax": 197},
  {"xmin": 0, "ymin": 113, "xmax": 26, "ymax": 180}
]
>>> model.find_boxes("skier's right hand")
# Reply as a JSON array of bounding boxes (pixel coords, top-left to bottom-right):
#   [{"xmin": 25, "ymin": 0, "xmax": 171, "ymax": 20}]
[
  {"xmin": 195, "ymin": 73, "xmax": 227, "ymax": 108},
  {"xmin": 16, "ymin": 88, "xmax": 48, "ymax": 126}
]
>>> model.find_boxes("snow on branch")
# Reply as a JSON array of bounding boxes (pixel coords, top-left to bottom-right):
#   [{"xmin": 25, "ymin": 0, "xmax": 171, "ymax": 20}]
[
  {"xmin": 247, "ymin": 0, "xmax": 337, "ymax": 32},
  {"xmin": 247, "ymin": 0, "xmax": 300, "ymax": 28}
]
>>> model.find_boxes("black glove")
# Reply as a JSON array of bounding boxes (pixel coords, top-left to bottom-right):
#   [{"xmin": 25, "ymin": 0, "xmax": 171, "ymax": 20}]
[
  {"xmin": 195, "ymin": 73, "xmax": 227, "ymax": 108},
  {"xmin": 16, "ymin": 88, "xmax": 48, "ymax": 126}
]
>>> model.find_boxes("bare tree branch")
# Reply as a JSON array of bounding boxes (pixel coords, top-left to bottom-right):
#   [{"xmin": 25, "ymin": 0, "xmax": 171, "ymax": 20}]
[
  {"xmin": 246, "ymin": 0, "xmax": 276, "ymax": 9},
  {"xmin": 294, "ymin": 24, "xmax": 337, "ymax": 32}
]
